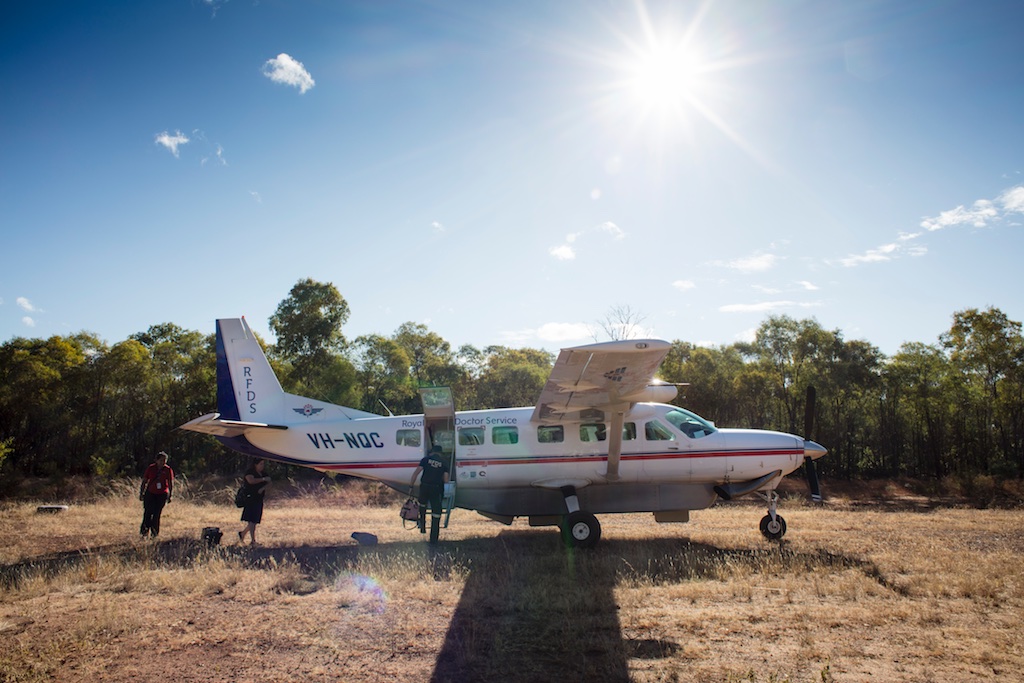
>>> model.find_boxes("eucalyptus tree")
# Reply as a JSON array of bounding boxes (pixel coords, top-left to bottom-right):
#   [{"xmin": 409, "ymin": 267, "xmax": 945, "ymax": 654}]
[
  {"xmin": 659, "ymin": 341, "xmax": 747, "ymax": 427},
  {"xmin": 352, "ymin": 334, "xmax": 415, "ymax": 415},
  {"xmin": 91, "ymin": 338, "xmax": 158, "ymax": 475},
  {"xmin": 883, "ymin": 342, "xmax": 953, "ymax": 478},
  {"xmin": 940, "ymin": 307, "xmax": 1024, "ymax": 476},
  {"xmin": 472, "ymin": 346, "xmax": 554, "ymax": 409},
  {"xmin": 0, "ymin": 334, "xmax": 92, "ymax": 475},
  {"xmin": 390, "ymin": 322, "xmax": 473, "ymax": 409},
  {"xmin": 269, "ymin": 278, "xmax": 358, "ymax": 405},
  {"xmin": 743, "ymin": 315, "xmax": 830, "ymax": 434}
]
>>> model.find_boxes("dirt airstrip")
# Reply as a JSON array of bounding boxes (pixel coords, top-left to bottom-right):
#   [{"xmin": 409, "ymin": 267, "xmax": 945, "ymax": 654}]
[{"xmin": 1, "ymin": 482, "xmax": 1022, "ymax": 682}]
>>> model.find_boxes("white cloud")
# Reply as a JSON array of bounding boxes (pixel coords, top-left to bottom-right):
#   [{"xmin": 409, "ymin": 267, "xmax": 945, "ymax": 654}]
[
  {"xmin": 498, "ymin": 322, "xmax": 593, "ymax": 346},
  {"xmin": 549, "ymin": 244, "xmax": 576, "ymax": 260},
  {"xmin": 797, "ymin": 280, "xmax": 819, "ymax": 291},
  {"xmin": 202, "ymin": 144, "xmax": 227, "ymax": 166},
  {"xmin": 431, "ymin": 221, "xmax": 446, "ymax": 234},
  {"xmin": 549, "ymin": 224, "xmax": 625, "ymax": 261},
  {"xmin": 536, "ymin": 322, "xmax": 593, "ymax": 342},
  {"xmin": 719, "ymin": 300, "xmax": 819, "ymax": 313},
  {"xmin": 920, "ymin": 199, "xmax": 998, "ymax": 232},
  {"xmin": 250, "ymin": 190, "xmax": 263, "ymax": 203},
  {"xmin": 262, "ymin": 53, "xmax": 315, "ymax": 93},
  {"xmin": 599, "ymin": 221, "xmax": 625, "ymax": 240},
  {"xmin": 839, "ymin": 242, "xmax": 899, "ymax": 267},
  {"xmin": 727, "ymin": 253, "xmax": 777, "ymax": 273},
  {"xmin": 155, "ymin": 130, "xmax": 189, "ymax": 157},
  {"xmin": 202, "ymin": 0, "xmax": 227, "ymax": 17},
  {"xmin": 1000, "ymin": 185, "xmax": 1024, "ymax": 213},
  {"xmin": 735, "ymin": 327, "xmax": 757, "ymax": 344},
  {"xmin": 16, "ymin": 297, "xmax": 35, "ymax": 312},
  {"xmin": 839, "ymin": 184, "xmax": 1024, "ymax": 269},
  {"xmin": 672, "ymin": 279, "xmax": 696, "ymax": 291},
  {"xmin": 22, "ymin": 317, "xmax": 35, "ymax": 328}
]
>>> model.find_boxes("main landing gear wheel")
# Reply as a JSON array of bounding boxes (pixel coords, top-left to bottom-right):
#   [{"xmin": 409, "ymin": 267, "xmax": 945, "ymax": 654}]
[
  {"xmin": 759, "ymin": 513, "xmax": 787, "ymax": 540},
  {"xmin": 563, "ymin": 511, "xmax": 601, "ymax": 548}
]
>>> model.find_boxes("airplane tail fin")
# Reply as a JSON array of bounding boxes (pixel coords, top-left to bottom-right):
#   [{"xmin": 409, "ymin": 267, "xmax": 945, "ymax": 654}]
[{"xmin": 215, "ymin": 317, "xmax": 287, "ymax": 424}]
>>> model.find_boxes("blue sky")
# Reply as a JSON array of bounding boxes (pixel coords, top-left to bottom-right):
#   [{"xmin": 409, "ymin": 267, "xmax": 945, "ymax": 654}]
[{"xmin": 2, "ymin": 0, "xmax": 1022, "ymax": 357}]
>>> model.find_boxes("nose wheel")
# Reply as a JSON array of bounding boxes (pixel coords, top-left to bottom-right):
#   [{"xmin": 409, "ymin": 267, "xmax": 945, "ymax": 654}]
[
  {"xmin": 759, "ymin": 513, "xmax": 787, "ymax": 540},
  {"xmin": 758, "ymin": 491, "xmax": 787, "ymax": 540}
]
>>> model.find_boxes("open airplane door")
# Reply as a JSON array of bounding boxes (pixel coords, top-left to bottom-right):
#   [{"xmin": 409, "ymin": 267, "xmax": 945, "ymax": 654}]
[{"xmin": 418, "ymin": 386, "xmax": 457, "ymax": 528}]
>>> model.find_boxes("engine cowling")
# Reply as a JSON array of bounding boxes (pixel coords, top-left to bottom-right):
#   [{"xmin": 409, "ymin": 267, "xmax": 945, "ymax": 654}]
[{"xmin": 619, "ymin": 382, "xmax": 679, "ymax": 404}]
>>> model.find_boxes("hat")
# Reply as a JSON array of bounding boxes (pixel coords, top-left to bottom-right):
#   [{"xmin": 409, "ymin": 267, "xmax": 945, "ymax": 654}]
[{"xmin": 430, "ymin": 445, "xmax": 442, "ymax": 454}]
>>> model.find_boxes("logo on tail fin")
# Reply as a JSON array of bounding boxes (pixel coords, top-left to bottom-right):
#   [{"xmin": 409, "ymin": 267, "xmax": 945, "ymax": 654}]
[{"xmin": 294, "ymin": 404, "xmax": 323, "ymax": 417}]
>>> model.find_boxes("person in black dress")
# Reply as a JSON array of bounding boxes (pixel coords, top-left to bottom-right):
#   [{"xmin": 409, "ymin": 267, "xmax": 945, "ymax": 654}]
[{"xmin": 238, "ymin": 458, "xmax": 270, "ymax": 545}]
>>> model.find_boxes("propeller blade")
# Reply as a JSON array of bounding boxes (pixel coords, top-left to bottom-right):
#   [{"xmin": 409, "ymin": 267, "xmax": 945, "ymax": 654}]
[
  {"xmin": 803, "ymin": 385, "xmax": 816, "ymax": 440},
  {"xmin": 804, "ymin": 456, "xmax": 822, "ymax": 502},
  {"xmin": 803, "ymin": 386, "xmax": 822, "ymax": 501}
]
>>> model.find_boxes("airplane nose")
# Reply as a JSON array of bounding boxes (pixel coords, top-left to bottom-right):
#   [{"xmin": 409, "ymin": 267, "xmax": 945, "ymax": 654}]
[{"xmin": 804, "ymin": 440, "xmax": 827, "ymax": 460}]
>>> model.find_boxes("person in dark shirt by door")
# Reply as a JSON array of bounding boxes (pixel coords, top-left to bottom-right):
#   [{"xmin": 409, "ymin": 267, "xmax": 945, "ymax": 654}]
[
  {"xmin": 409, "ymin": 445, "xmax": 450, "ymax": 544},
  {"xmin": 139, "ymin": 451, "xmax": 174, "ymax": 537}
]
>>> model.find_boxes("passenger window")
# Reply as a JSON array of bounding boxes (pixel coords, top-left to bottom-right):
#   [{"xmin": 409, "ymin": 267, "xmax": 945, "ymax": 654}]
[
  {"xmin": 645, "ymin": 421, "xmax": 675, "ymax": 441},
  {"xmin": 492, "ymin": 426, "xmax": 519, "ymax": 445},
  {"xmin": 396, "ymin": 429, "xmax": 421, "ymax": 447},
  {"xmin": 580, "ymin": 423, "xmax": 607, "ymax": 442},
  {"xmin": 537, "ymin": 425, "xmax": 564, "ymax": 443},
  {"xmin": 458, "ymin": 427, "xmax": 484, "ymax": 445},
  {"xmin": 623, "ymin": 422, "xmax": 637, "ymax": 440}
]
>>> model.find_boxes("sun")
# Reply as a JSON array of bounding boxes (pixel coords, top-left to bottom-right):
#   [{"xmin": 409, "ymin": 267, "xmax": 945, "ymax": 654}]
[
  {"xmin": 625, "ymin": 42, "xmax": 708, "ymax": 112},
  {"xmin": 590, "ymin": 2, "xmax": 753, "ymax": 152}
]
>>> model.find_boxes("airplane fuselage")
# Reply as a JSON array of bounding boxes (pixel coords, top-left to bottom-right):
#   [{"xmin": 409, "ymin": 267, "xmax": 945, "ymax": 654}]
[{"xmin": 219, "ymin": 402, "xmax": 807, "ymax": 519}]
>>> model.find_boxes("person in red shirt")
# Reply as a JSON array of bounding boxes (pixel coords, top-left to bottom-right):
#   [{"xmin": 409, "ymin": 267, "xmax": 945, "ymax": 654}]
[{"xmin": 139, "ymin": 451, "xmax": 174, "ymax": 537}]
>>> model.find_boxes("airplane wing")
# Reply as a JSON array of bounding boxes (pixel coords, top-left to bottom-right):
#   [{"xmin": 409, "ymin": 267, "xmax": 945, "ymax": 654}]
[
  {"xmin": 530, "ymin": 339, "xmax": 674, "ymax": 482},
  {"xmin": 531, "ymin": 339, "xmax": 674, "ymax": 423}
]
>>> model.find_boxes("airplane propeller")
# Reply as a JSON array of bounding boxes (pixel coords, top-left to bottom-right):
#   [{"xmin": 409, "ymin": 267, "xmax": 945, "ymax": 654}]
[{"xmin": 803, "ymin": 385, "xmax": 823, "ymax": 502}]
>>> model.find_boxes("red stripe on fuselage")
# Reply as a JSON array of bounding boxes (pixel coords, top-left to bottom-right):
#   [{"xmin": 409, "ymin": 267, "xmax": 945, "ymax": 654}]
[{"xmin": 312, "ymin": 448, "xmax": 802, "ymax": 471}]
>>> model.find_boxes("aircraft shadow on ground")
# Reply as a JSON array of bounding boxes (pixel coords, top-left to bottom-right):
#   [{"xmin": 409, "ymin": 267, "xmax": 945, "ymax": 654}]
[
  {"xmin": 424, "ymin": 531, "xmax": 866, "ymax": 683},
  {"xmin": 0, "ymin": 530, "xmax": 884, "ymax": 681}
]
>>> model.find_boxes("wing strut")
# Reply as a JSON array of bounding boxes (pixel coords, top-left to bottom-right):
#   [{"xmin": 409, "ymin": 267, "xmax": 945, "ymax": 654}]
[{"xmin": 604, "ymin": 407, "xmax": 626, "ymax": 481}]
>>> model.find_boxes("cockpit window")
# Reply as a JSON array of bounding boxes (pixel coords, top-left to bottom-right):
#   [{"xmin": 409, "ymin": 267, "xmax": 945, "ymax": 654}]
[
  {"xmin": 645, "ymin": 421, "xmax": 675, "ymax": 441},
  {"xmin": 664, "ymin": 408, "xmax": 717, "ymax": 439}
]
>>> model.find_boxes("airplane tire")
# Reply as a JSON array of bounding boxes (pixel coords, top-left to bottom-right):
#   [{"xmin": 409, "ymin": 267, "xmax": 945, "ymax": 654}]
[
  {"xmin": 759, "ymin": 514, "xmax": 787, "ymax": 540},
  {"xmin": 563, "ymin": 511, "xmax": 601, "ymax": 548}
]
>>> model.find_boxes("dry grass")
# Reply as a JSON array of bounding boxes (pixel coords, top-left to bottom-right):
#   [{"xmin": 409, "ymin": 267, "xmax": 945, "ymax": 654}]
[{"xmin": 1, "ymin": 484, "xmax": 1023, "ymax": 682}]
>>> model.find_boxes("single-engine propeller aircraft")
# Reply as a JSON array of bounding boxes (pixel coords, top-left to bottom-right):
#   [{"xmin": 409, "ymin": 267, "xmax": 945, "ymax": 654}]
[{"xmin": 181, "ymin": 318, "xmax": 827, "ymax": 547}]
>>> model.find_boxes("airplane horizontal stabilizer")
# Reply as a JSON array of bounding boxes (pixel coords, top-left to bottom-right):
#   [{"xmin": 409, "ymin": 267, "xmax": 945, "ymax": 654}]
[{"xmin": 179, "ymin": 412, "xmax": 289, "ymax": 437}]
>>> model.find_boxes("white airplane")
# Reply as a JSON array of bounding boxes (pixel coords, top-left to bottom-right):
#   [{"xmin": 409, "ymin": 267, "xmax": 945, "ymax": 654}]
[{"xmin": 181, "ymin": 317, "xmax": 827, "ymax": 547}]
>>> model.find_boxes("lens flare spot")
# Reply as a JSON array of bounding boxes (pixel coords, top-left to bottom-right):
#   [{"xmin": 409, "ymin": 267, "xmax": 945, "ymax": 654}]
[{"xmin": 335, "ymin": 571, "xmax": 388, "ymax": 614}]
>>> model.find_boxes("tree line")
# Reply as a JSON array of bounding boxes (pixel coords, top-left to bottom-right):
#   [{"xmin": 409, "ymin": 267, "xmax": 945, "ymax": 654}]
[{"xmin": 1, "ymin": 278, "xmax": 1022, "ymax": 487}]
